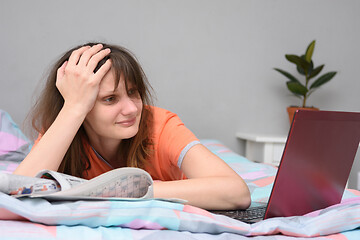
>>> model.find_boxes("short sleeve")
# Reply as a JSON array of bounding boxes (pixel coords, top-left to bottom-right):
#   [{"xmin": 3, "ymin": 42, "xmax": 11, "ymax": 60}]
[
  {"xmin": 158, "ymin": 112, "xmax": 199, "ymax": 167},
  {"xmin": 146, "ymin": 107, "xmax": 200, "ymax": 180}
]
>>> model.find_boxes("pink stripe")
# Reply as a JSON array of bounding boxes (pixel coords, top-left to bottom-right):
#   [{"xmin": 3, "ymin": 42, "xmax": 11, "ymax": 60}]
[
  {"xmin": 0, "ymin": 208, "xmax": 28, "ymax": 221},
  {"xmin": 183, "ymin": 205, "xmax": 215, "ymax": 219},
  {"xmin": 253, "ymin": 176, "xmax": 275, "ymax": 187},
  {"xmin": 240, "ymin": 171, "xmax": 268, "ymax": 180},
  {"xmin": 0, "ymin": 132, "xmax": 27, "ymax": 154}
]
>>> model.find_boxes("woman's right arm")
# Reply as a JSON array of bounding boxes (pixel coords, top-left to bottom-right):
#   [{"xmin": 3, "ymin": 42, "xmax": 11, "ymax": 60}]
[
  {"xmin": 13, "ymin": 105, "xmax": 87, "ymax": 176},
  {"xmin": 13, "ymin": 44, "xmax": 112, "ymax": 177}
]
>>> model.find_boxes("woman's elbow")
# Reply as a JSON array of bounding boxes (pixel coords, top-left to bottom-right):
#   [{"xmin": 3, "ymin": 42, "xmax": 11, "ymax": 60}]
[
  {"xmin": 226, "ymin": 179, "xmax": 251, "ymax": 210},
  {"xmin": 235, "ymin": 187, "xmax": 251, "ymax": 209}
]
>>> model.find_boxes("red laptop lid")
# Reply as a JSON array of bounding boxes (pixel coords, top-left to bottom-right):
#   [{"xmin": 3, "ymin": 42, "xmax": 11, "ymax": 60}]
[{"xmin": 264, "ymin": 110, "xmax": 360, "ymax": 219}]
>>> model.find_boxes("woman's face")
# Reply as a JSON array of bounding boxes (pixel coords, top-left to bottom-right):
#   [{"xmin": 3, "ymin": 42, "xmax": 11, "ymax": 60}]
[{"xmin": 83, "ymin": 69, "xmax": 143, "ymax": 145}]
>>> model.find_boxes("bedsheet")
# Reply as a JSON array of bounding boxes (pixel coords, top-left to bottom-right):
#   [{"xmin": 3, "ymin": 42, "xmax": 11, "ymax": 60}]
[
  {"xmin": 0, "ymin": 110, "xmax": 32, "ymax": 162},
  {"xmin": 1, "ymin": 140, "xmax": 360, "ymax": 239},
  {"xmin": 1, "ymin": 110, "xmax": 360, "ymax": 239}
]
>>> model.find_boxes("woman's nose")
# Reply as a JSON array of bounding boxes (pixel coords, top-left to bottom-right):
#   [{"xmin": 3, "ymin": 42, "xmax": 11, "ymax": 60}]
[{"xmin": 120, "ymin": 95, "xmax": 139, "ymax": 116}]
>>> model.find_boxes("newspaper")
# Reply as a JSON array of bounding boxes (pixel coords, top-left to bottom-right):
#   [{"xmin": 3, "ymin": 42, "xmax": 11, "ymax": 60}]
[{"xmin": 0, "ymin": 167, "xmax": 158, "ymax": 201}]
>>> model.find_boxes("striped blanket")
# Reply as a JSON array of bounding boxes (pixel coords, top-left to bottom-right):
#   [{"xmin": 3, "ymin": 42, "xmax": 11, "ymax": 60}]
[{"xmin": 1, "ymin": 109, "xmax": 360, "ymax": 239}]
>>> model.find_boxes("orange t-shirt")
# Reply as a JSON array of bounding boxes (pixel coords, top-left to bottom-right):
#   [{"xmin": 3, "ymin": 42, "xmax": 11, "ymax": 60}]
[{"xmin": 33, "ymin": 106, "xmax": 200, "ymax": 181}]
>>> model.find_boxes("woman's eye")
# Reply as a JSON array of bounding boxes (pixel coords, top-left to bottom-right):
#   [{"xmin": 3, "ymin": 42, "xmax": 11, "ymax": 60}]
[
  {"xmin": 128, "ymin": 88, "xmax": 139, "ymax": 97},
  {"xmin": 104, "ymin": 96, "xmax": 116, "ymax": 103}
]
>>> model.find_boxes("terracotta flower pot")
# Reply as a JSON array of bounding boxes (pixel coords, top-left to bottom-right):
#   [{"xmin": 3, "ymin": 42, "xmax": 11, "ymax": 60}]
[{"xmin": 287, "ymin": 106, "xmax": 319, "ymax": 124}]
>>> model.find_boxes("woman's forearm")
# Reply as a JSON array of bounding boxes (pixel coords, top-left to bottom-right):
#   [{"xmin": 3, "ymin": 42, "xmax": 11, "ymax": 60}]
[
  {"xmin": 13, "ymin": 105, "xmax": 87, "ymax": 176},
  {"xmin": 14, "ymin": 45, "xmax": 112, "ymax": 177},
  {"xmin": 153, "ymin": 176, "xmax": 251, "ymax": 210}
]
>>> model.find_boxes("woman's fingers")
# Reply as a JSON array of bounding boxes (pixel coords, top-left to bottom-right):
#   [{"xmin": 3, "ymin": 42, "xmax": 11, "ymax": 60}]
[
  {"xmin": 67, "ymin": 46, "xmax": 91, "ymax": 66},
  {"xmin": 94, "ymin": 59, "xmax": 112, "ymax": 82},
  {"xmin": 67, "ymin": 44, "xmax": 111, "ymax": 77},
  {"xmin": 87, "ymin": 48, "xmax": 111, "ymax": 71},
  {"xmin": 77, "ymin": 44, "xmax": 104, "ymax": 67}
]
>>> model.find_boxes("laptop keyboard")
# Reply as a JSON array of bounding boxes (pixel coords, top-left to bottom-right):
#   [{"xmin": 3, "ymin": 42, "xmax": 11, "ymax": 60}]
[
  {"xmin": 212, "ymin": 206, "xmax": 267, "ymax": 223},
  {"xmin": 236, "ymin": 206, "xmax": 266, "ymax": 221}
]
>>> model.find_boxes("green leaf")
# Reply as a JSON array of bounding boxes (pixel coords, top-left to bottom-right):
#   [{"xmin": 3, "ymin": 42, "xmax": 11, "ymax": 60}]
[
  {"xmin": 287, "ymin": 81, "xmax": 308, "ymax": 96},
  {"xmin": 297, "ymin": 55, "xmax": 313, "ymax": 76},
  {"xmin": 305, "ymin": 40, "xmax": 316, "ymax": 63},
  {"xmin": 286, "ymin": 54, "xmax": 311, "ymax": 74},
  {"xmin": 308, "ymin": 64, "xmax": 324, "ymax": 79},
  {"xmin": 274, "ymin": 68, "xmax": 300, "ymax": 83},
  {"xmin": 310, "ymin": 71, "xmax": 337, "ymax": 89}
]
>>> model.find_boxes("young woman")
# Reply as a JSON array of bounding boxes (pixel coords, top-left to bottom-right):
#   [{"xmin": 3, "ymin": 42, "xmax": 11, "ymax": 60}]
[{"xmin": 14, "ymin": 43, "xmax": 250, "ymax": 210}]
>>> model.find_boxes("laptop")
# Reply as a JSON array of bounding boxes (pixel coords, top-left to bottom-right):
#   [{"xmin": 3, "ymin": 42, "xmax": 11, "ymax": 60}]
[{"xmin": 212, "ymin": 110, "xmax": 360, "ymax": 223}]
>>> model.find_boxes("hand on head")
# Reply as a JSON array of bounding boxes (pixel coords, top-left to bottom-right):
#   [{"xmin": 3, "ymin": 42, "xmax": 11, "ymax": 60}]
[{"xmin": 56, "ymin": 44, "xmax": 112, "ymax": 116}]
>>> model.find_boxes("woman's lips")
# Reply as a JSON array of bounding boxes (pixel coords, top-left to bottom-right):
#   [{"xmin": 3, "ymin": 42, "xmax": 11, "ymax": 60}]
[{"xmin": 116, "ymin": 118, "xmax": 136, "ymax": 127}]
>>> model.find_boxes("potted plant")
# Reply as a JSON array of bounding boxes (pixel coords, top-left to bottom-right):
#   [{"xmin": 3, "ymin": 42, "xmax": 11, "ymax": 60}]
[{"xmin": 274, "ymin": 40, "xmax": 337, "ymax": 123}]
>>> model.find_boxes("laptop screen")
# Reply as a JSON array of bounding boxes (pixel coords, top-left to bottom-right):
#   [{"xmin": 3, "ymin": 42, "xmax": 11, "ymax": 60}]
[{"xmin": 264, "ymin": 110, "xmax": 360, "ymax": 219}]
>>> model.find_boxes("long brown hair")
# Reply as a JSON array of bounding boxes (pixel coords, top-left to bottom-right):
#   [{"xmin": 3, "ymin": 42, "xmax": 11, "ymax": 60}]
[{"xmin": 30, "ymin": 43, "xmax": 154, "ymax": 177}]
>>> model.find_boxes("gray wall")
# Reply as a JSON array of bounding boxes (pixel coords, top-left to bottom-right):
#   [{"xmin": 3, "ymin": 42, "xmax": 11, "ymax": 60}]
[{"xmin": 1, "ymin": 0, "xmax": 360, "ymax": 187}]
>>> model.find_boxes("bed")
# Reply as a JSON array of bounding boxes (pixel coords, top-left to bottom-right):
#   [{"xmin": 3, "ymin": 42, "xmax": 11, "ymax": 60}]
[{"xmin": 1, "ymin": 109, "xmax": 360, "ymax": 239}]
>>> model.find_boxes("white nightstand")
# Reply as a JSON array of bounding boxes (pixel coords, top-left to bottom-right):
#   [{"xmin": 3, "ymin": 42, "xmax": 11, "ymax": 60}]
[{"xmin": 236, "ymin": 132, "xmax": 287, "ymax": 166}]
